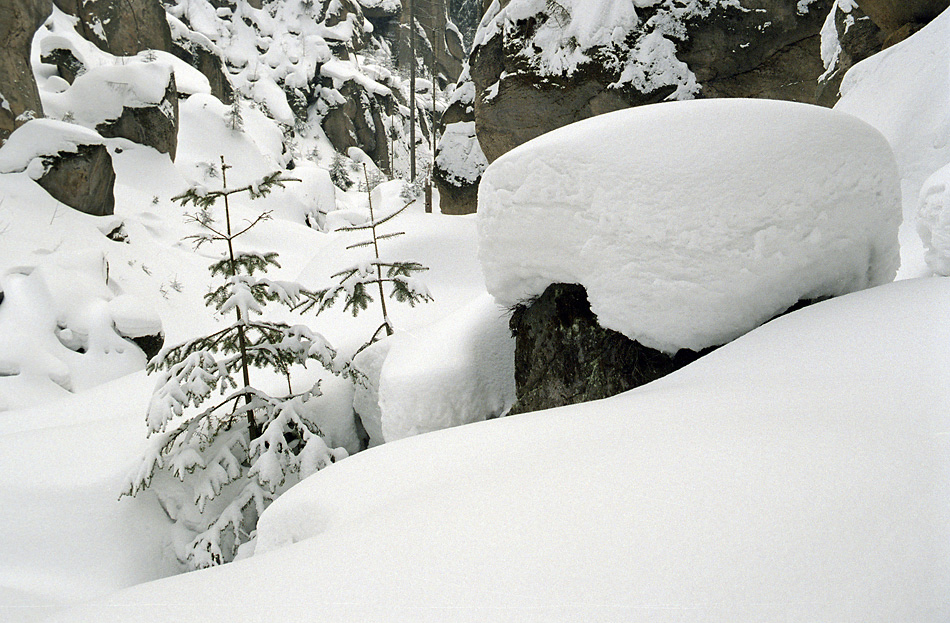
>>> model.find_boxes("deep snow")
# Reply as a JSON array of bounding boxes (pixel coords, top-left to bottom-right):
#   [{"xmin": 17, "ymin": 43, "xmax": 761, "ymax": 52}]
[
  {"xmin": 2, "ymin": 2, "xmax": 950, "ymax": 621},
  {"xmin": 39, "ymin": 277, "xmax": 950, "ymax": 623}
]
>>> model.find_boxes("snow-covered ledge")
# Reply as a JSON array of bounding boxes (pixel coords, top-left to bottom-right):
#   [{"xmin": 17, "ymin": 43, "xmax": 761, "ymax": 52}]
[{"xmin": 477, "ymin": 98, "xmax": 902, "ymax": 354}]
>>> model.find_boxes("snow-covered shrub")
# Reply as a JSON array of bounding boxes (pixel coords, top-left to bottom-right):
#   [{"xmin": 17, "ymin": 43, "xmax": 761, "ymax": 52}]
[
  {"xmin": 123, "ymin": 157, "xmax": 347, "ymax": 570},
  {"xmin": 329, "ymin": 153, "xmax": 353, "ymax": 190}
]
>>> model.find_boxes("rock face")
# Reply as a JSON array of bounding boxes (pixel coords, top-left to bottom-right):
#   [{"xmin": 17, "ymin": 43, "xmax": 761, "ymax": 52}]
[
  {"xmin": 856, "ymin": 0, "xmax": 950, "ymax": 45},
  {"xmin": 364, "ymin": 0, "xmax": 465, "ymax": 87},
  {"xmin": 53, "ymin": 0, "xmax": 173, "ymax": 55},
  {"xmin": 96, "ymin": 73, "xmax": 179, "ymax": 159},
  {"xmin": 508, "ymin": 283, "xmax": 707, "ymax": 414},
  {"xmin": 37, "ymin": 143, "xmax": 116, "ymax": 216},
  {"xmin": 816, "ymin": 3, "xmax": 885, "ymax": 107},
  {"xmin": 0, "ymin": 0, "xmax": 52, "ymax": 142},
  {"xmin": 322, "ymin": 81, "xmax": 392, "ymax": 175},
  {"xmin": 469, "ymin": 0, "xmax": 833, "ymax": 165}
]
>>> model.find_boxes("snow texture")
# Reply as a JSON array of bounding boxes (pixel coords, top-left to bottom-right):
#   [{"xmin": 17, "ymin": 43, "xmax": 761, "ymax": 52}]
[
  {"xmin": 918, "ymin": 161, "xmax": 950, "ymax": 274},
  {"xmin": 478, "ymin": 98, "xmax": 902, "ymax": 354}
]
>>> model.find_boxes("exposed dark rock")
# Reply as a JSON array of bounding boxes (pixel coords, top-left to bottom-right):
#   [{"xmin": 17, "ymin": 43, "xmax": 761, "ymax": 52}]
[
  {"xmin": 509, "ymin": 283, "xmax": 828, "ymax": 414},
  {"xmin": 95, "ymin": 73, "xmax": 178, "ymax": 159},
  {"xmin": 322, "ymin": 81, "xmax": 392, "ymax": 175},
  {"xmin": 40, "ymin": 46, "xmax": 84, "ymax": 84},
  {"xmin": 434, "ymin": 162, "xmax": 479, "ymax": 214},
  {"xmin": 816, "ymin": 4, "xmax": 885, "ymax": 107},
  {"xmin": 0, "ymin": 0, "xmax": 52, "ymax": 141},
  {"xmin": 53, "ymin": 0, "xmax": 173, "ymax": 55},
  {"xmin": 470, "ymin": 0, "xmax": 833, "ymax": 165},
  {"xmin": 358, "ymin": 0, "xmax": 401, "ymax": 20},
  {"xmin": 170, "ymin": 39, "xmax": 234, "ymax": 104},
  {"xmin": 508, "ymin": 283, "xmax": 710, "ymax": 415},
  {"xmin": 36, "ymin": 143, "xmax": 116, "ymax": 216},
  {"xmin": 129, "ymin": 333, "xmax": 164, "ymax": 362}
]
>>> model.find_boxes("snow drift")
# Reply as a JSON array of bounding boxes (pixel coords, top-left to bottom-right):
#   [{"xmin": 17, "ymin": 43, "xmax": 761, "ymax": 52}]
[
  {"xmin": 478, "ymin": 98, "xmax": 902, "ymax": 353},
  {"xmin": 46, "ymin": 277, "xmax": 950, "ymax": 623},
  {"xmin": 833, "ymin": 5, "xmax": 950, "ymax": 277}
]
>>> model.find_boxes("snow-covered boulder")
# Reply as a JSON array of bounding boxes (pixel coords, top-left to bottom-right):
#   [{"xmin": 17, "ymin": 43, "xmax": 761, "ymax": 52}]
[
  {"xmin": 478, "ymin": 98, "xmax": 901, "ymax": 354},
  {"xmin": 0, "ymin": 118, "xmax": 116, "ymax": 215},
  {"xmin": 43, "ymin": 60, "xmax": 179, "ymax": 159}
]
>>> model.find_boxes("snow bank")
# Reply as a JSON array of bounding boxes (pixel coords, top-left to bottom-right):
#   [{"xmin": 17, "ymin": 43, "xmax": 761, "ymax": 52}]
[
  {"xmin": 834, "ymin": 6, "xmax": 950, "ymax": 276},
  {"xmin": 354, "ymin": 294, "xmax": 515, "ymax": 445},
  {"xmin": 478, "ymin": 98, "xmax": 901, "ymax": 353},
  {"xmin": 47, "ymin": 277, "xmax": 950, "ymax": 622}
]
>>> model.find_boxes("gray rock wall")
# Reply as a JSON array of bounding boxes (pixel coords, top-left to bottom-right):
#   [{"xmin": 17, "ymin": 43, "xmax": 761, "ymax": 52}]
[
  {"xmin": 0, "ymin": 0, "xmax": 52, "ymax": 142},
  {"xmin": 53, "ymin": 0, "xmax": 173, "ymax": 55}
]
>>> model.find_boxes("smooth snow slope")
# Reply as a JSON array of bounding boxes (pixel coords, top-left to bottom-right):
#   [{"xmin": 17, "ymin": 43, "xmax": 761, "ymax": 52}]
[
  {"xmin": 478, "ymin": 98, "xmax": 901, "ymax": 353},
  {"xmin": 47, "ymin": 277, "xmax": 950, "ymax": 623}
]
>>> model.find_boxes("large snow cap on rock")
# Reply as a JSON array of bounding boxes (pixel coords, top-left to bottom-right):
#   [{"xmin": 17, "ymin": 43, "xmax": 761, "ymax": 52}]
[{"xmin": 478, "ymin": 98, "xmax": 902, "ymax": 353}]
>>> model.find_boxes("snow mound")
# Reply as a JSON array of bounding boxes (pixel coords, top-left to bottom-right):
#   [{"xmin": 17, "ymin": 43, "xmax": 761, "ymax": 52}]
[
  {"xmin": 435, "ymin": 121, "xmax": 488, "ymax": 186},
  {"xmin": 48, "ymin": 277, "xmax": 950, "ymax": 622},
  {"xmin": 478, "ymin": 98, "xmax": 902, "ymax": 354},
  {"xmin": 42, "ymin": 61, "xmax": 174, "ymax": 129},
  {"xmin": 353, "ymin": 294, "xmax": 515, "ymax": 445}
]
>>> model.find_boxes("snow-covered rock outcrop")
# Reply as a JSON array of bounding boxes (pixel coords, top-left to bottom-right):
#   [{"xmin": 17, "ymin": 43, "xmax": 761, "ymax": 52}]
[
  {"xmin": 470, "ymin": 0, "xmax": 833, "ymax": 164},
  {"xmin": 478, "ymin": 98, "xmax": 901, "ymax": 354}
]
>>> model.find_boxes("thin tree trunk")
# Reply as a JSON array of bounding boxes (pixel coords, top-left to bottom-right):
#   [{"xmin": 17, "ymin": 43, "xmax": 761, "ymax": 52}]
[
  {"xmin": 220, "ymin": 155, "xmax": 259, "ymax": 438},
  {"xmin": 409, "ymin": 0, "xmax": 417, "ymax": 182}
]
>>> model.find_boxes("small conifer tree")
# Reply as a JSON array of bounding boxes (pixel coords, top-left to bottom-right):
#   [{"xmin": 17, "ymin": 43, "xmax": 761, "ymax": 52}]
[
  {"xmin": 299, "ymin": 164, "xmax": 432, "ymax": 353},
  {"xmin": 123, "ymin": 156, "xmax": 346, "ymax": 570}
]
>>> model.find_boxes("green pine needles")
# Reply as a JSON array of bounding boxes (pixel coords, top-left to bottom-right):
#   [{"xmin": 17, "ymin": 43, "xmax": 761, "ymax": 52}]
[
  {"xmin": 298, "ymin": 164, "xmax": 433, "ymax": 355},
  {"xmin": 123, "ymin": 156, "xmax": 347, "ymax": 570}
]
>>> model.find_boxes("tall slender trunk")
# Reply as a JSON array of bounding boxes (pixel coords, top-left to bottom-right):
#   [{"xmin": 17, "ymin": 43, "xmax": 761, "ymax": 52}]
[
  {"xmin": 409, "ymin": 0, "xmax": 417, "ymax": 182},
  {"xmin": 220, "ymin": 156, "xmax": 259, "ymax": 438},
  {"xmin": 365, "ymin": 165, "xmax": 393, "ymax": 337}
]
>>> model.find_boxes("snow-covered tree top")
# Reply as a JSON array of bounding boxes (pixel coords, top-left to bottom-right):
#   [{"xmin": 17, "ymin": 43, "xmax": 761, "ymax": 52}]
[{"xmin": 478, "ymin": 98, "xmax": 902, "ymax": 353}]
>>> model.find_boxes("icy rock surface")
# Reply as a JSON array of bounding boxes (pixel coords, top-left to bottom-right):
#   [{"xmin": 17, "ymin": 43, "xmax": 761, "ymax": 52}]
[{"xmin": 478, "ymin": 98, "xmax": 902, "ymax": 354}]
